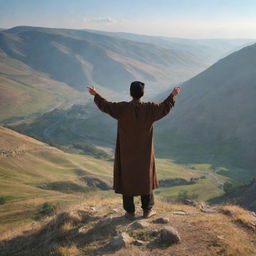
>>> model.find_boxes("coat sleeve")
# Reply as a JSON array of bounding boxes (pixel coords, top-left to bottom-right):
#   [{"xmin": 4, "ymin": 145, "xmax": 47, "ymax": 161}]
[
  {"xmin": 149, "ymin": 92, "xmax": 176, "ymax": 122},
  {"xmin": 94, "ymin": 93, "xmax": 123, "ymax": 119}
]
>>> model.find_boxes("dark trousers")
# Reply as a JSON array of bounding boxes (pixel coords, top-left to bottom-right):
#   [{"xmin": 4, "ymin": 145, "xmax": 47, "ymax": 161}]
[{"xmin": 122, "ymin": 193, "xmax": 154, "ymax": 213}]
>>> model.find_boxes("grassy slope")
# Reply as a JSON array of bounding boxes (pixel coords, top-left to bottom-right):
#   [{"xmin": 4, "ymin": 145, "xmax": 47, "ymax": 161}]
[
  {"xmin": 0, "ymin": 53, "xmax": 90, "ymax": 121},
  {"xmin": 0, "ymin": 126, "xmax": 230, "ymax": 234},
  {"xmin": 153, "ymin": 43, "xmax": 256, "ymax": 181},
  {"xmin": 0, "ymin": 126, "xmax": 114, "ymax": 232}
]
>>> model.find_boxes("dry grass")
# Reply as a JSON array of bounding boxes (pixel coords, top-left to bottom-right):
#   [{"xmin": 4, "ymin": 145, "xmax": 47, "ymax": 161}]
[
  {"xmin": 1, "ymin": 197, "xmax": 255, "ymax": 256},
  {"xmin": 221, "ymin": 204, "xmax": 256, "ymax": 230},
  {"xmin": 55, "ymin": 245, "xmax": 80, "ymax": 256}
]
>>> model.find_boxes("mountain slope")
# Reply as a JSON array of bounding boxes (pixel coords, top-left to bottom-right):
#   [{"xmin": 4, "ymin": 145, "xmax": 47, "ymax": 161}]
[
  {"xmin": 213, "ymin": 179, "xmax": 256, "ymax": 211},
  {"xmin": 1, "ymin": 26, "xmax": 254, "ymax": 122},
  {"xmin": 0, "ymin": 51, "xmax": 89, "ymax": 122},
  {"xmin": 155, "ymin": 43, "xmax": 256, "ymax": 172},
  {"xmin": 87, "ymin": 29, "xmax": 255, "ymax": 63},
  {"xmin": 0, "ymin": 126, "xmax": 114, "ymax": 231},
  {"xmin": 0, "ymin": 26, "xmax": 218, "ymax": 93},
  {"xmin": 0, "ymin": 26, "xmax": 221, "ymax": 122}
]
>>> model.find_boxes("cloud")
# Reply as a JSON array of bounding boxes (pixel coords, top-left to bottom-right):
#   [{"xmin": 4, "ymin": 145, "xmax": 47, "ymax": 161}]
[{"xmin": 83, "ymin": 16, "xmax": 116, "ymax": 24}]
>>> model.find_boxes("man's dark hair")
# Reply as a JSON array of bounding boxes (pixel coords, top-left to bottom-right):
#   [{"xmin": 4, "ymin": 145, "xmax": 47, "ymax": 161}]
[{"xmin": 130, "ymin": 81, "xmax": 145, "ymax": 99}]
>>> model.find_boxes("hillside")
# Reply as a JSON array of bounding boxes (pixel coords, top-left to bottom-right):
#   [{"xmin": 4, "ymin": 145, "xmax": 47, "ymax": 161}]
[
  {"xmin": 0, "ymin": 26, "xmax": 209, "ymax": 93},
  {"xmin": 154, "ymin": 43, "xmax": 256, "ymax": 175},
  {"xmin": 0, "ymin": 25, "xmax": 225, "ymax": 123},
  {"xmin": 1, "ymin": 126, "xmax": 238, "ymax": 237},
  {"xmin": 1, "ymin": 26, "xmax": 254, "ymax": 122},
  {"xmin": 213, "ymin": 179, "xmax": 256, "ymax": 211},
  {"xmin": 0, "ymin": 126, "xmax": 114, "ymax": 233},
  {"xmin": 88, "ymin": 29, "xmax": 254, "ymax": 63},
  {"xmin": 0, "ymin": 51, "xmax": 89, "ymax": 122},
  {"xmin": 0, "ymin": 197, "xmax": 255, "ymax": 256}
]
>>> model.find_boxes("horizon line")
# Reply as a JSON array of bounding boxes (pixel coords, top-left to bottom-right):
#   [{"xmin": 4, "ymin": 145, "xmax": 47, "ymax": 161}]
[{"xmin": 2, "ymin": 25, "xmax": 256, "ymax": 41}]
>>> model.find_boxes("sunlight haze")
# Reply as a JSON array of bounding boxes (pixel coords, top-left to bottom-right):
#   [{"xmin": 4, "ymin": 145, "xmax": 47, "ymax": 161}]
[{"xmin": 1, "ymin": 0, "xmax": 256, "ymax": 38}]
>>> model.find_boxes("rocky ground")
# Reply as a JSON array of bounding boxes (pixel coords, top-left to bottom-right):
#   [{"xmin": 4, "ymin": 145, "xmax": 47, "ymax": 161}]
[{"xmin": 0, "ymin": 197, "xmax": 255, "ymax": 256}]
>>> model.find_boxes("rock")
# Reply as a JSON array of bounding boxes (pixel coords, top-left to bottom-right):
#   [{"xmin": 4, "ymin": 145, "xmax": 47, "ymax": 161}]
[
  {"xmin": 184, "ymin": 199, "xmax": 198, "ymax": 206},
  {"xmin": 153, "ymin": 217, "xmax": 169, "ymax": 224},
  {"xmin": 150, "ymin": 229, "xmax": 159, "ymax": 237},
  {"xmin": 171, "ymin": 211, "xmax": 188, "ymax": 215},
  {"xmin": 200, "ymin": 207, "xmax": 217, "ymax": 213},
  {"xmin": 112, "ymin": 208, "xmax": 119, "ymax": 213},
  {"xmin": 132, "ymin": 240, "xmax": 144, "ymax": 246},
  {"xmin": 90, "ymin": 206, "xmax": 96, "ymax": 212},
  {"xmin": 96, "ymin": 217, "xmax": 112, "ymax": 227},
  {"xmin": 199, "ymin": 203, "xmax": 217, "ymax": 213},
  {"xmin": 160, "ymin": 226, "xmax": 181, "ymax": 245},
  {"xmin": 131, "ymin": 220, "xmax": 150, "ymax": 229},
  {"xmin": 109, "ymin": 232, "xmax": 133, "ymax": 249}
]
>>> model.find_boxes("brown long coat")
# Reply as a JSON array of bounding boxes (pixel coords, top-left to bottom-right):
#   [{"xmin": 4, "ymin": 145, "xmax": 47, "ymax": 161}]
[{"xmin": 94, "ymin": 92, "xmax": 176, "ymax": 196}]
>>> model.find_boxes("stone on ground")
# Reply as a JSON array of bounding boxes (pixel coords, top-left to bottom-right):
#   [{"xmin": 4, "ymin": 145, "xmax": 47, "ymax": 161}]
[
  {"xmin": 160, "ymin": 226, "xmax": 181, "ymax": 245},
  {"xmin": 153, "ymin": 217, "xmax": 169, "ymax": 224},
  {"xmin": 171, "ymin": 211, "xmax": 188, "ymax": 215},
  {"xmin": 131, "ymin": 220, "xmax": 150, "ymax": 229},
  {"xmin": 109, "ymin": 232, "xmax": 133, "ymax": 249},
  {"xmin": 132, "ymin": 240, "xmax": 145, "ymax": 246}
]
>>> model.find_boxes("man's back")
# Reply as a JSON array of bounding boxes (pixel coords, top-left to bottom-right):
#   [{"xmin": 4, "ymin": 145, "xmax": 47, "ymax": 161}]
[
  {"xmin": 87, "ymin": 83, "xmax": 180, "ymax": 218},
  {"xmin": 92, "ymin": 91, "xmax": 176, "ymax": 196}
]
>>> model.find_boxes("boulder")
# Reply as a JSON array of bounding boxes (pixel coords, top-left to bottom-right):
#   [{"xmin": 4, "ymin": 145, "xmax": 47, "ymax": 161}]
[
  {"xmin": 109, "ymin": 232, "xmax": 133, "ymax": 249},
  {"xmin": 131, "ymin": 220, "xmax": 150, "ymax": 229},
  {"xmin": 160, "ymin": 226, "xmax": 181, "ymax": 245}
]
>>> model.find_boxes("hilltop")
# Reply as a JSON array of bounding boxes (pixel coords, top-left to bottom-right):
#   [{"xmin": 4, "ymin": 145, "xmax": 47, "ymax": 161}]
[{"xmin": 0, "ymin": 196, "xmax": 255, "ymax": 256}]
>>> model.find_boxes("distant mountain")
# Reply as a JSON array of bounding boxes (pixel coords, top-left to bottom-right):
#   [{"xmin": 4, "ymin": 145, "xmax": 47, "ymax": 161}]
[
  {"xmin": 10, "ymin": 43, "xmax": 256, "ymax": 179},
  {"xmin": 155, "ymin": 43, "xmax": 256, "ymax": 174},
  {"xmin": 1, "ymin": 26, "xmax": 255, "ymax": 122},
  {"xmin": 0, "ymin": 51, "xmax": 89, "ymax": 122},
  {"xmin": 0, "ymin": 26, "xmax": 210, "ymax": 94},
  {"xmin": 85, "ymin": 29, "xmax": 255, "ymax": 63}
]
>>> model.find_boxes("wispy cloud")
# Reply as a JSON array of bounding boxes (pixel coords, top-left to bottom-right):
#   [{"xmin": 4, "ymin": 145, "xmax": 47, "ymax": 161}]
[{"xmin": 83, "ymin": 16, "xmax": 116, "ymax": 24}]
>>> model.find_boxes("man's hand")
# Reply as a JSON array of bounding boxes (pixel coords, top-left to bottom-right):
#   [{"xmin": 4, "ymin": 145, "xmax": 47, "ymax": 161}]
[
  {"xmin": 171, "ymin": 86, "xmax": 181, "ymax": 96},
  {"xmin": 87, "ymin": 85, "xmax": 97, "ymax": 96}
]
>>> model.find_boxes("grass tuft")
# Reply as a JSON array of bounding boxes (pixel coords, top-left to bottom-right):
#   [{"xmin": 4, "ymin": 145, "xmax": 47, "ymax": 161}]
[{"xmin": 222, "ymin": 205, "xmax": 256, "ymax": 230}]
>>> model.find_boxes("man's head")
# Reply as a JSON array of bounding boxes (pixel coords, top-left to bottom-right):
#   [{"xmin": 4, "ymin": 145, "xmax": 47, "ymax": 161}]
[{"xmin": 130, "ymin": 81, "xmax": 145, "ymax": 99}]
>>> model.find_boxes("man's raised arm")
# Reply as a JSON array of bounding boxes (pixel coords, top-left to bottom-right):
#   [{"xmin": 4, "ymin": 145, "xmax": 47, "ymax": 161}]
[
  {"xmin": 87, "ymin": 85, "xmax": 122, "ymax": 119},
  {"xmin": 150, "ymin": 86, "xmax": 180, "ymax": 122}
]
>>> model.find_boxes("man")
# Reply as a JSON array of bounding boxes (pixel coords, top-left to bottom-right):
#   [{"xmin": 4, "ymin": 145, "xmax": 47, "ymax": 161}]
[{"xmin": 87, "ymin": 81, "xmax": 180, "ymax": 219}]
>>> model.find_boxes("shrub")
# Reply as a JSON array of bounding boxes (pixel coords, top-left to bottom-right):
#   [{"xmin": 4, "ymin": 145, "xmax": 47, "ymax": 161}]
[
  {"xmin": 0, "ymin": 196, "xmax": 7, "ymax": 205},
  {"xmin": 177, "ymin": 190, "xmax": 198, "ymax": 203},
  {"xmin": 223, "ymin": 181, "xmax": 240, "ymax": 194},
  {"xmin": 35, "ymin": 202, "xmax": 56, "ymax": 219}
]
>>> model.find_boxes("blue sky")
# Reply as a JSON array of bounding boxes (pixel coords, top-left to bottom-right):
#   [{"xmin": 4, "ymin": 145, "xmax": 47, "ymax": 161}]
[{"xmin": 1, "ymin": 0, "xmax": 256, "ymax": 38}]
